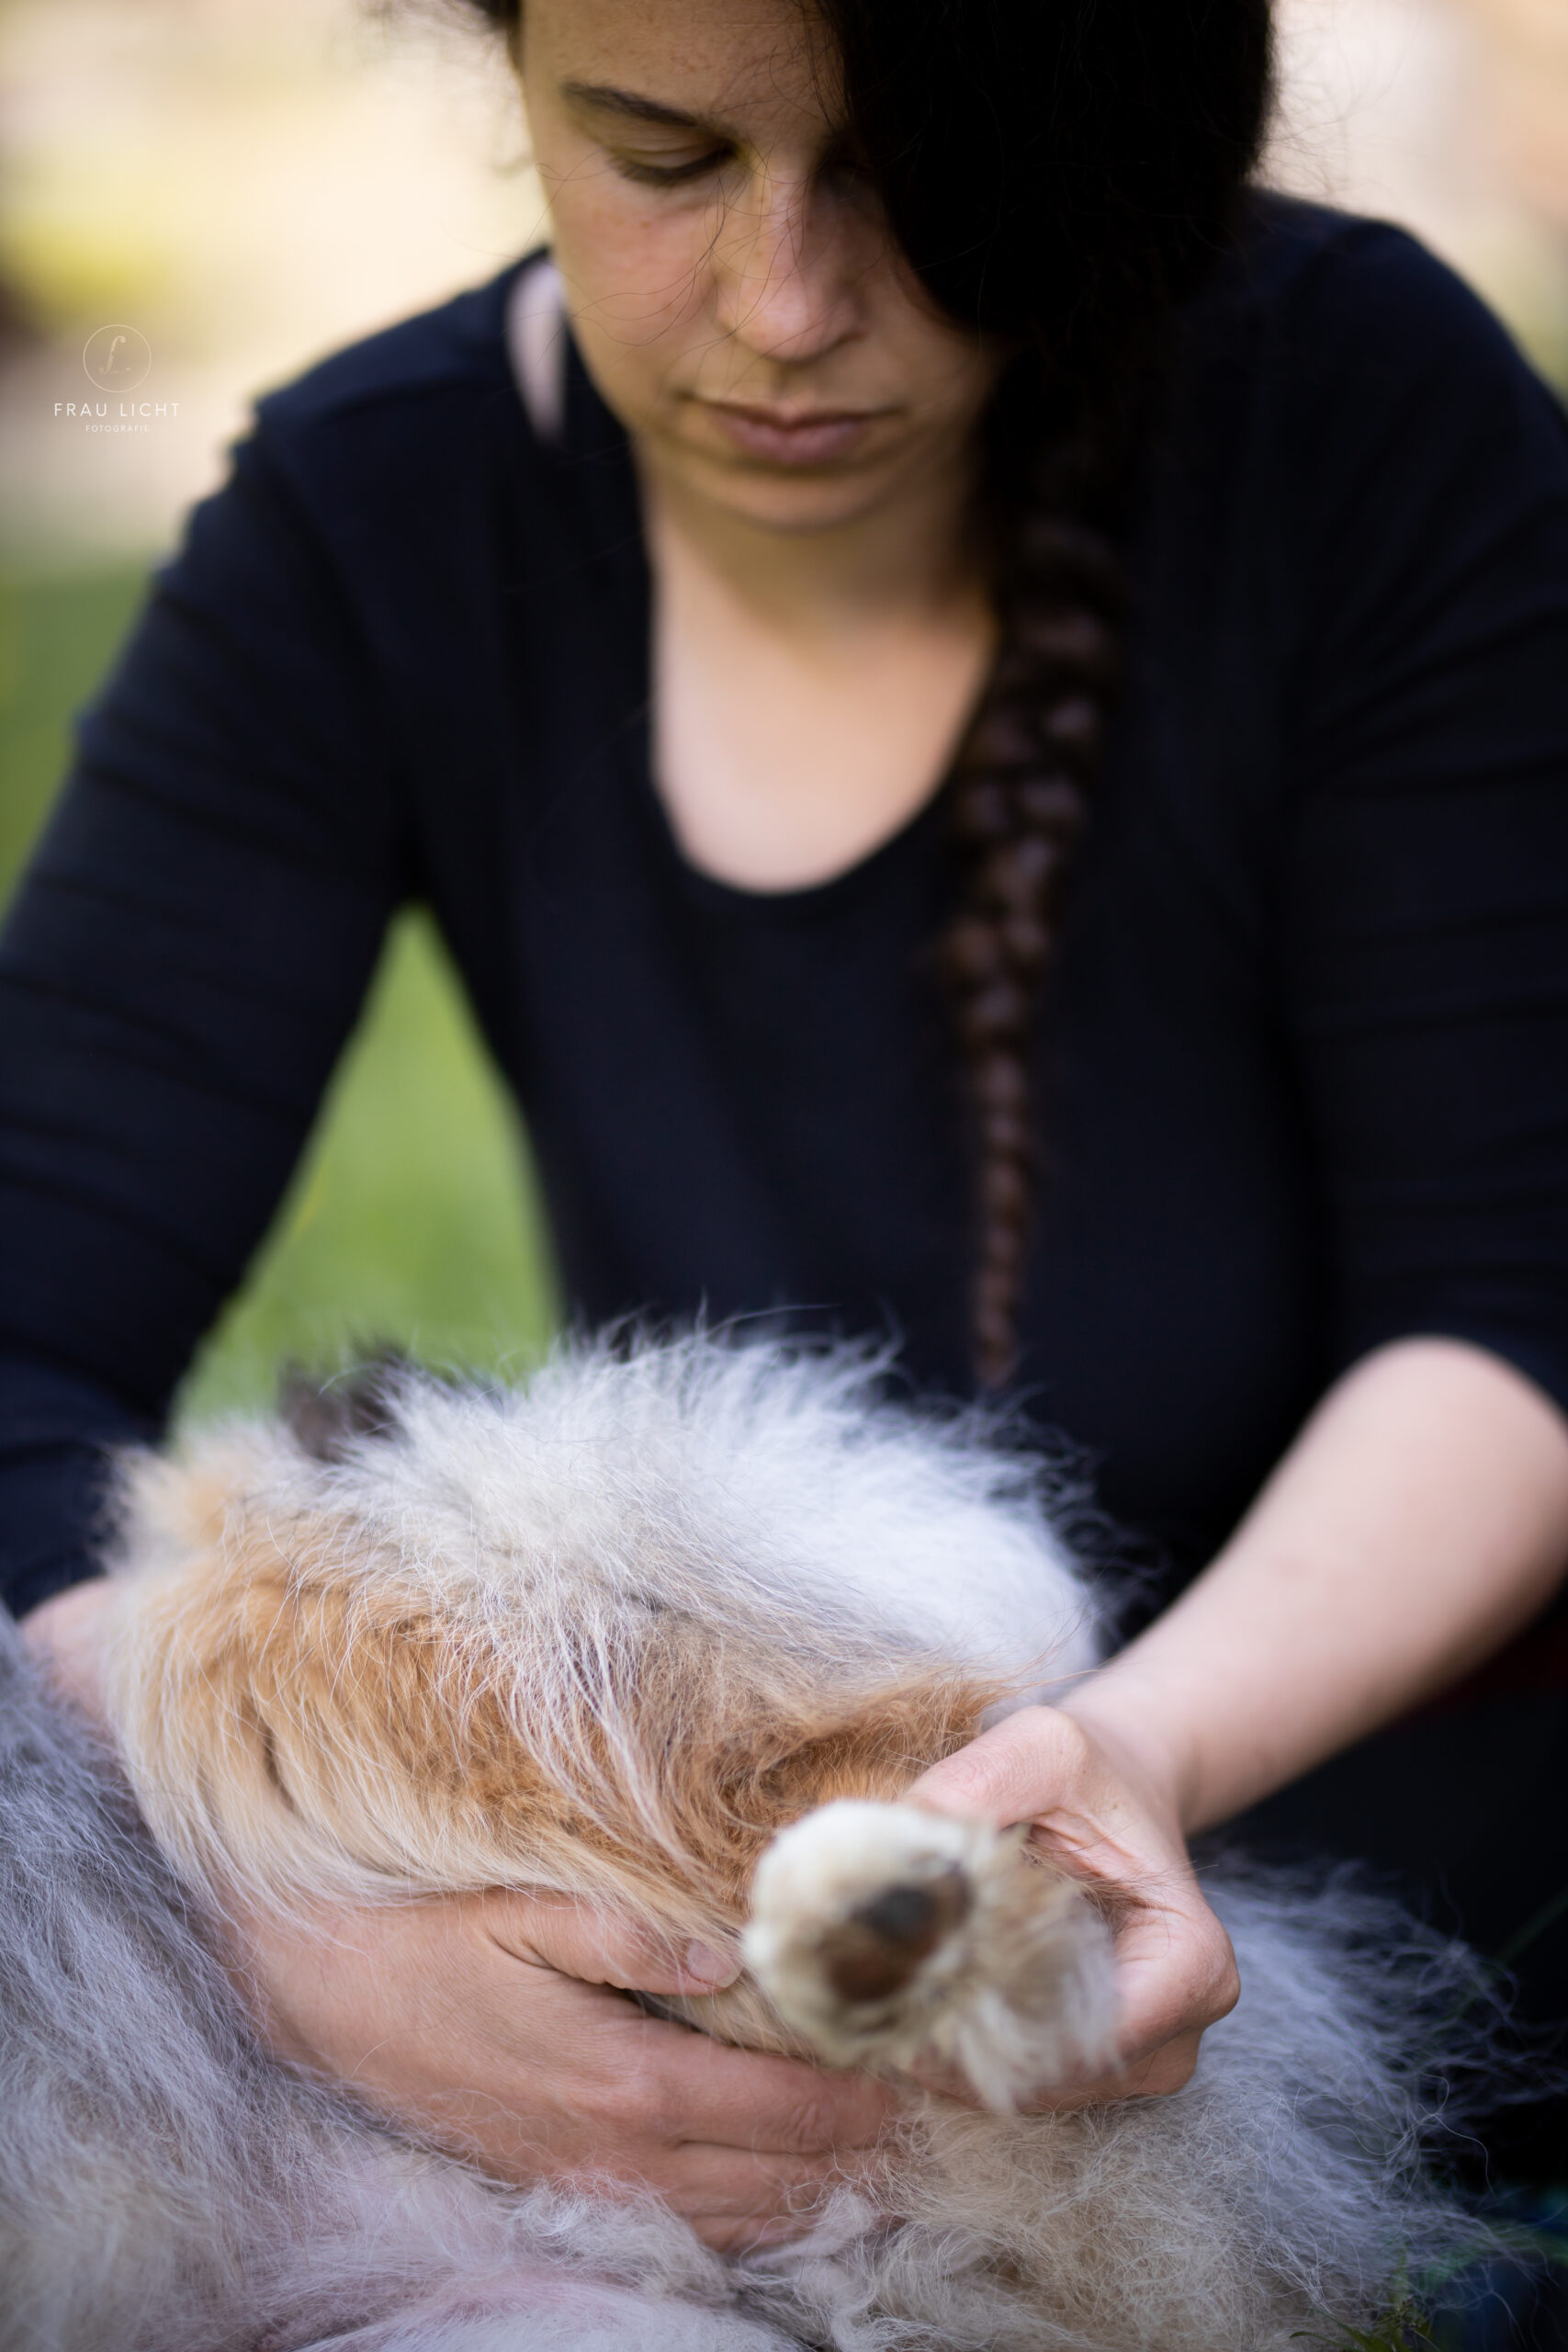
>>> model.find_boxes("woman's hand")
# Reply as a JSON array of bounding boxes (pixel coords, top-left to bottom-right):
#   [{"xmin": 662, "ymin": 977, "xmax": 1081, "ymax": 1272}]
[
  {"xmin": 905, "ymin": 1697, "xmax": 1239, "ymax": 2104},
  {"xmin": 225, "ymin": 1885, "xmax": 897, "ymax": 2253},
  {"xmin": 21, "ymin": 1577, "xmax": 897, "ymax": 2253},
  {"xmin": 906, "ymin": 1342, "xmax": 1568, "ymax": 2109}
]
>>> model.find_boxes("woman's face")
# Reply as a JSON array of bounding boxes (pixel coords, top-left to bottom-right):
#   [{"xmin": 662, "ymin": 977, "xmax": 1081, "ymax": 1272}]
[{"xmin": 519, "ymin": 0, "xmax": 1000, "ymax": 534}]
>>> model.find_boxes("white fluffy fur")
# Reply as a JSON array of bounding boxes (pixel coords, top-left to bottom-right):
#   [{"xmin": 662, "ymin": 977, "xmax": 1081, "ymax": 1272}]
[
  {"xmin": 747, "ymin": 1801, "xmax": 1118, "ymax": 2107},
  {"xmin": 191, "ymin": 1334, "xmax": 1095, "ymax": 1680},
  {"xmin": 0, "ymin": 1332, "xmax": 1501, "ymax": 2351}
]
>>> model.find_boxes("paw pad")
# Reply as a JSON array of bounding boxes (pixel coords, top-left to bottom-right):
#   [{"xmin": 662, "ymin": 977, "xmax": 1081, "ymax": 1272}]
[{"xmin": 745, "ymin": 1799, "xmax": 1117, "ymax": 2108}]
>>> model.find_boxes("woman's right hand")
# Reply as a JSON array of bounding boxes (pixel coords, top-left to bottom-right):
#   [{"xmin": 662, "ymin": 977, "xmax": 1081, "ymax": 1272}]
[
  {"xmin": 228, "ymin": 1885, "xmax": 897, "ymax": 2252},
  {"xmin": 21, "ymin": 1577, "xmax": 897, "ymax": 2253}
]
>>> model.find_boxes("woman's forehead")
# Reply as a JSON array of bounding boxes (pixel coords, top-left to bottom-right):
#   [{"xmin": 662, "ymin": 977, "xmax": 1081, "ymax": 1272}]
[{"xmin": 525, "ymin": 0, "xmax": 843, "ymax": 136}]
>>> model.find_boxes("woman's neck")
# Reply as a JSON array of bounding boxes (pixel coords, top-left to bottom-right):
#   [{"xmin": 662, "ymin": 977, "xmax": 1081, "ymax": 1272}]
[
  {"xmin": 637, "ymin": 433, "xmax": 998, "ymax": 892},
  {"xmin": 635, "ymin": 438, "xmax": 987, "ymax": 650}
]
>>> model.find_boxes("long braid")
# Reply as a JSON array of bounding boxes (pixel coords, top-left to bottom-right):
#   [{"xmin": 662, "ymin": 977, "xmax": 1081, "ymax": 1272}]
[{"xmin": 940, "ymin": 411, "xmax": 1128, "ymax": 1387}]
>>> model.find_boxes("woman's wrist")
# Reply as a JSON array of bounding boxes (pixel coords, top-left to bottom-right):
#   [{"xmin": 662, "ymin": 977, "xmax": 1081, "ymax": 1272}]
[
  {"xmin": 1055, "ymin": 1666, "xmax": 1207, "ymax": 1841},
  {"xmin": 1055, "ymin": 1346, "xmax": 1568, "ymax": 1843}
]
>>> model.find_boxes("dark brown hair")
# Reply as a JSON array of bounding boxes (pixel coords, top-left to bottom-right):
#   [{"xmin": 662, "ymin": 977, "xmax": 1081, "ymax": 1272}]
[{"xmin": 467, "ymin": 0, "xmax": 1273, "ymax": 1385}]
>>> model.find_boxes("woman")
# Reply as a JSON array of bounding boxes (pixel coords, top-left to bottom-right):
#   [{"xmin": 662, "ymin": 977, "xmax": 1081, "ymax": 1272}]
[{"xmin": 7, "ymin": 0, "xmax": 1568, "ymax": 2253}]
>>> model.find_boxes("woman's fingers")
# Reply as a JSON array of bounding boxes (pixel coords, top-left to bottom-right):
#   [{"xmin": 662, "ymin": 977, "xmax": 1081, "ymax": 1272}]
[
  {"xmin": 909, "ymin": 1704, "xmax": 1148, "ymax": 1883},
  {"xmin": 403, "ymin": 2011, "xmax": 878, "ymax": 2244},
  {"xmin": 235, "ymin": 1884, "xmax": 899, "ymax": 2252},
  {"xmin": 904, "ymin": 1701, "xmax": 1088, "ymax": 1826},
  {"xmin": 480, "ymin": 1885, "xmax": 740, "ymax": 1996},
  {"xmin": 1020, "ymin": 1897, "xmax": 1237, "ymax": 2109},
  {"xmin": 1019, "ymin": 2026, "xmax": 1207, "ymax": 2112},
  {"xmin": 653, "ymin": 2146, "xmax": 855, "ymax": 2253},
  {"xmin": 1100, "ymin": 1878, "xmax": 1240, "ymax": 2053},
  {"xmin": 624, "ymin": 2038, "xmax": 897, "ymax": 2249},
  {"xmin": 612, "ymin": 2004, "xmax": 899, "ymax": 2158},
  {"xmin": 435, "ymin": 1970, "xmax": 897, "ymax": 2249}
]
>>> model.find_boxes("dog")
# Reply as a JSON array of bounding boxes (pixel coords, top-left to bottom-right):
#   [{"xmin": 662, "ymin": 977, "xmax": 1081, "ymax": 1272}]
[{"xmin": 0, "ymin": 1333, "xmax": 1496, "ymax": 2349}]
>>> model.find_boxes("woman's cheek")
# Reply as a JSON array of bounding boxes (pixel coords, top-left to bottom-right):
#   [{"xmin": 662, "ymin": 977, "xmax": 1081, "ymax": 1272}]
[{"xmin": 555, "ymin": 200, "xmax": 718, "ymax": 425}]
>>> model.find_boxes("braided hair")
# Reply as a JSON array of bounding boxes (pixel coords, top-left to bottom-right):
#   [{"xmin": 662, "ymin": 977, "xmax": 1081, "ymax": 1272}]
[
  {"xmin": 465, "ymin": 0, "xmax": 1274, "ymax": 1386},
  {"xmin": 936, "ymin": 423, "xmax": 1128, "ymax": 1386}
]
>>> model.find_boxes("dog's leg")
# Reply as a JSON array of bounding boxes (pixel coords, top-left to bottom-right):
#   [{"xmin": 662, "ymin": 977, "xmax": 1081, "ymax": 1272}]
[{"xmin": 744, "ymin": 1800, "xmax": 1116, "ymax": 2109}]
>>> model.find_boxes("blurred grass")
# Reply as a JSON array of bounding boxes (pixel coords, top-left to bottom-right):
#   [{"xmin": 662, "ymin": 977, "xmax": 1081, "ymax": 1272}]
[{"xmin": 0, "ymin": 565, "xmax": 558, "ymax": 1427}]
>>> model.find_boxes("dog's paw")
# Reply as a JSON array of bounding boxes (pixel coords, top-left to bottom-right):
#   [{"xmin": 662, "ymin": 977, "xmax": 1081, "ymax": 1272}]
[{"xmin": 743, "ymin": 1800, "xmax": 1117, "ymax": 2109}]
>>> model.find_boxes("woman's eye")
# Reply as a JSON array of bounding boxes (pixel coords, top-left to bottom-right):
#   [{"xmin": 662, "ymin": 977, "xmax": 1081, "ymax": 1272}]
[{"xmin": 610, "ymin": 148, "xmax": 731, "ymax": 188}]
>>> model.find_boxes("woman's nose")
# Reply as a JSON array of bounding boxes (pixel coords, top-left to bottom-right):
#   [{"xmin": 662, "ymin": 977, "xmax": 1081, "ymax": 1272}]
[{"xmin": 709, "ymin": 165, "xmax": 860, "ymax": 367}]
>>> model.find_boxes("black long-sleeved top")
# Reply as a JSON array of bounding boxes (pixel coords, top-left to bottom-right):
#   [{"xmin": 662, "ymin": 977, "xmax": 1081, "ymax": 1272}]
[{"xmin": 6, "ymin": 199, "xmax": 1568, "ymax": 2040}]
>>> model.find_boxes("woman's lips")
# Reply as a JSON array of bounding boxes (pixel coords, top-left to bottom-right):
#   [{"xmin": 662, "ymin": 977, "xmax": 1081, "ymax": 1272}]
[{"xmin": 701, "ymin": 401, "xmax": 891, "ymax": 467}]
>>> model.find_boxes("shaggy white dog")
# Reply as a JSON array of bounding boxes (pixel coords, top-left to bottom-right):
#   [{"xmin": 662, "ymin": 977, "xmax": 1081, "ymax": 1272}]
[{"xmin": 0, "ymin": 1334, "xmax": 1494, "ymax": 2351}]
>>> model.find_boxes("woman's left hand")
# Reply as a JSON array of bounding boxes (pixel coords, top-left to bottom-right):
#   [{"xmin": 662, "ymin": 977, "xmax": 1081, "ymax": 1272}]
[{"xmin": 904, "ymin": 1697, "xmax": 1238, "ymax": 2104}]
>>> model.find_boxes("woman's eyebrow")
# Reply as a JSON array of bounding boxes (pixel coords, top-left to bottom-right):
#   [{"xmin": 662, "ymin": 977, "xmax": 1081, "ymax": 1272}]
[{"xmin": 558, "ymin": 81, "xmax": 719, "ymax": 134}]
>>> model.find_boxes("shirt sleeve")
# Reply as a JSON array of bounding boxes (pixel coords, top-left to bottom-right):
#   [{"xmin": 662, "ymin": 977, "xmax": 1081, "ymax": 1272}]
[
  {"xmin": 0, "ymin": 425, "xmax": 411, "ymax": 1614},
  {"xmin": 1276, "ymin": 225, "xmax": 1568, "ymax": 1415}
]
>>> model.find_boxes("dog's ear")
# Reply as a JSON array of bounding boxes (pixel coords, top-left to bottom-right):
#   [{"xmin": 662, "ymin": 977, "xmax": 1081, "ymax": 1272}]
[{"xmin": 278, "ymin": 1352, "xmax": 407, "ymax": 1464}]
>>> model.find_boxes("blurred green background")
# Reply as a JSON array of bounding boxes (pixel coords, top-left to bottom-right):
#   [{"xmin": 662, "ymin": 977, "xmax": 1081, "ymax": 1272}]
[{"xmin": 0, "ymin": 566, "xmax": 558, "ymax": 1424}]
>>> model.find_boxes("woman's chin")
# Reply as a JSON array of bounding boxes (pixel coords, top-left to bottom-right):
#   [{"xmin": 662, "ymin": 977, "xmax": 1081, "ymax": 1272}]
[{"xmin": 647, "ymin": 434, "xmax": 922, "ymax": 536}]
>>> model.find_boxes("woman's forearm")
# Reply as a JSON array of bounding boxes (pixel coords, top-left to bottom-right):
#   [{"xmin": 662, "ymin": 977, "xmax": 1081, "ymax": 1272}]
[{"xmin": 1063, "ymin": 1339, "xmax": 1568, "ymax": 1838}]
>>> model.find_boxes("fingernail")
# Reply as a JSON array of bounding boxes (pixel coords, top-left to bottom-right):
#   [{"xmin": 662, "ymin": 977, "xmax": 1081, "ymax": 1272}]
[{"xmin": 683, "ymin": 1939, "xmax": 737, "ymax": 1988}]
